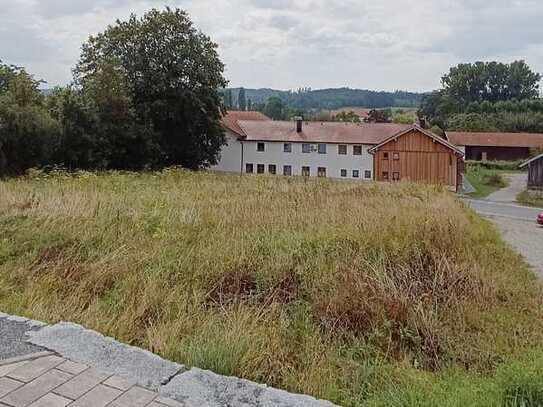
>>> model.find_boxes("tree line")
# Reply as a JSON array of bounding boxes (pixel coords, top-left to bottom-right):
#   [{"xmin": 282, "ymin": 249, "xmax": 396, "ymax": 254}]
[
  {"xmin": 0, "ymin": 8, "xmax": 227, "ymax": 177},
  {"xmin": 419, "ymin": 61, "xmax": 543, "ymax": 133},
  {"xmin": 222, "ymin": 87, "xmax": 422, "ymax": 112}
]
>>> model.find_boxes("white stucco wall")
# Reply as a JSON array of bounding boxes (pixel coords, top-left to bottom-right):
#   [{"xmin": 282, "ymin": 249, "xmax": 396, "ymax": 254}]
[
  {"xmin": 211, "ymin": 131, "xmax": 243, "ymax": 173},
  {"xmin": 214, "ymin": 138, "xmax": 375, "ymax": 180}
]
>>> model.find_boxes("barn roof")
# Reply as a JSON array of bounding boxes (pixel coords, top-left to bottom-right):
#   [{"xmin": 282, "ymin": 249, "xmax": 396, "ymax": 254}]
[
  {"xmin": 519, "ymin": 152, "xmax": 543, "ymax": 168},
  {"xmin": 446, "ymin": 131, "xmax": 543, "ymax": 148},
  {"xmin": 236, "ymin": 121, "xmax": 412, "ymax": 145},
  {"xmin": 221, "ymin": 111, "xmax": 271, "ymax": 136},
  {"xmin": 368, "ymin": 126, "xmax": 464, "ymax": 156}
]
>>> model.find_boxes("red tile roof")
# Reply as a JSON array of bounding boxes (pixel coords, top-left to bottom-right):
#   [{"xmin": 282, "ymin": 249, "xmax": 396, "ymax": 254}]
[
  {"xmin": 447, "ymin": 131, "xmax": 543, "ymax": 148},
  {"xmin": 237, "ymin": 121, "xmax": 412, "ymax": 145},
  {"xmin": 221, "ymin": 111, "xmax": 271, "ymax": 136}
]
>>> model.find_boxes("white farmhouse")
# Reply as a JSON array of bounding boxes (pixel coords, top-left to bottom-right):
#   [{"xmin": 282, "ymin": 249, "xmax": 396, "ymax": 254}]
[{"xmin": 213, "ymin": 111, "xmax": 412, "ymax": 180}]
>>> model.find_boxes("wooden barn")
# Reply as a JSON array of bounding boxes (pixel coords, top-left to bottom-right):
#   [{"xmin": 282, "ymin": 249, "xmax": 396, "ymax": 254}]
[
  {"xmin": 369, "ymin": 127, "xmax": 465, "ymax": 191},
  {"xmin": 520, "ymin": 153, "xmax": 543, "ymax": 190},
  {"xmin": 446, "ymin": 131, "xmax": 543, "ymax": 161}
]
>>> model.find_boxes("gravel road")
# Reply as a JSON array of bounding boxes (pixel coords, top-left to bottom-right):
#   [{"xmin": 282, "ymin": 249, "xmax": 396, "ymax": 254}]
[
  {"xmin": 486, "ymin": 173, "xmax": 528, "ymax": 203},
  {"xmin": 487, "ymin": 216, "xmax": 543, "ymax": 279}
]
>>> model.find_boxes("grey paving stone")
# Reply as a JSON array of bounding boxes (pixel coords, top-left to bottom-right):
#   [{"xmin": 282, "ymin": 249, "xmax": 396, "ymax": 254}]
[
  {"xmin": 1, "ymin": 369, "xmax": 72, "ymax": 407},
  {"xmin": 108, "ymin": 386, "xmax": 157, "ymax": 407},
  {"xmin": 27, "ymin": 323, "xmax": 185, "ymax": 390},
  {"xmin": 68, "ymin": 384, "xmax": 122, "ymax": 407},
  {"xmin": 53, "ymin": 368, "xmax": 110, "ymax": 400},
  {"xmin": 28, "ymin": 393, "xmax": 72, "ymax": 407},
  {"xmin": 103, "ymin": 375, "xmax": 136, "ymax": 391},
  {"xmin": 154, "ymin": 396, "xmax": 185, "ymax": 407},
  {"xmin": 7, "ymin": 355, "xmax": 65, "ymax": 383},
  {"xmin": 0, "ymin": 377, "xmax": 23, "ymax": 398},
  {"xmin": 160, "ymin": 368, "xmax": 338, "ymax": 407},
  {"xmin": 0, "ymin": 362, "xmax": 28, "ymax": 378},
  {"xmin": 55, "ymin": 360, "xmax": 88, "ymax": 376},
  {"xmin": 0, "ymin": 352, "xmax": 54, "ymax": 367}
]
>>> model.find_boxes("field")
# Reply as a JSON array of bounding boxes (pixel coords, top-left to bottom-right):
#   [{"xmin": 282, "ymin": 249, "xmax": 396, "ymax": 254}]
[{"xmin": 1, "ymin": 170, "xmax": 543, "ymax": 406}]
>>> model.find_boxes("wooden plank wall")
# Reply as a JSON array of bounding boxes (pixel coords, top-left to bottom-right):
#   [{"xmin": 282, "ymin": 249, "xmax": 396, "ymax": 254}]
[
  {"xmin": 528, "ymin": 159, "xmax": 543, "ymax": 189},
  {"xmin": 375, "ymin": 130, "xmax": 458, "ymax": 188}
]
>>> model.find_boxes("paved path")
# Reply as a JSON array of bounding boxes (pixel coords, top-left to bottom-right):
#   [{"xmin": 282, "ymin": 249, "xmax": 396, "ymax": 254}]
[
  {"xmin": 0, "ymin": 352, "xmax": 182, "ymax": 407},
  {"xmin": 0, "ymin": 315, "xmax": 337, "ymax": 407},
  {"xmin": 464, "ymin": 199, "xmax": 542, "ymax": 221},
  {"xmin": 489, "ymin": 216, "xmax": 543, "ymax": 278},
  {"xmin": 465, "ymin": 183, "xmax": 543, "ymax": 278},
  {"xmin": 485, "ymin": 173, "xmax": 527, "ymax": 203}
]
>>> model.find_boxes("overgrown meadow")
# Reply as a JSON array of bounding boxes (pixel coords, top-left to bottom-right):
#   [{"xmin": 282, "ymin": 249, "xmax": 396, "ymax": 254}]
[{"xmin": 1, "ymin": 169, "xmax": 542, "ymax": 406}]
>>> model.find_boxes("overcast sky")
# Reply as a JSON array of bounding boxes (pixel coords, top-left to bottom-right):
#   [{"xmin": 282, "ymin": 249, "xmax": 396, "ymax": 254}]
[{"xmin": 2, "ymin": 0, "xmax": 543, "ymax": 92}]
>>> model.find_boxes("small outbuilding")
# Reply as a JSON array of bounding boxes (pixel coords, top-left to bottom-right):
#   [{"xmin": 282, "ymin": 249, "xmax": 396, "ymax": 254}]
[
  {"xmin": 520, "ymin": 153, "xmax": 543, "ymax": 190},
  {"xmin": 369, "ymin": 127, "xmax": 465, "ymax": 191},
  {"xmin": 446, "ymin": 131, "xmax": 543, "ymax": 161}
]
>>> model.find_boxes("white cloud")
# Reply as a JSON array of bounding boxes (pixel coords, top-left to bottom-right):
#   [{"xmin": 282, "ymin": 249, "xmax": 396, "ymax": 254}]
[{"xmin": 1, "ymin": 0, "xmax": 542, "ymax": 91}]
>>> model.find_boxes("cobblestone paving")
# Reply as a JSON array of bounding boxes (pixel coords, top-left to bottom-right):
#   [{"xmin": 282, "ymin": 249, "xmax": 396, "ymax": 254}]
[{"xmin": 0, "ymin": 353, "xmax": 182, "ymax": 407}]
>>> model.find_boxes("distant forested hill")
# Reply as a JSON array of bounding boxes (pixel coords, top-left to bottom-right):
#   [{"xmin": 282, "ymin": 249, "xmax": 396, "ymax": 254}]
[{"xmin": 227, "ymin": 87, "xmax": 424, "ymax": 109}]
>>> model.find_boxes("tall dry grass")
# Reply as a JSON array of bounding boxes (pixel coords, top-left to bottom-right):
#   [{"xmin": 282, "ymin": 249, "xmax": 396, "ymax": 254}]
[{"xmin": 1, "ymin": 169, "xmax": 542, "ymax": 406}]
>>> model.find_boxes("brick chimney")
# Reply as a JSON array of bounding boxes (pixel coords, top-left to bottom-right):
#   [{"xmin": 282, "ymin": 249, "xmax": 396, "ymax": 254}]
[{"xmin": 295, "ymin": 117, "xmax": 303, "ymax": 133}]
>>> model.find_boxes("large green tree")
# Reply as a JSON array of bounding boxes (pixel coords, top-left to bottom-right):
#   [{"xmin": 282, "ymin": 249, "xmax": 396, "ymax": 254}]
[
  {"xmin": 263, "ymin": 96, "xmax": 285, "ymax": 120},
  {"xmin": 419, "ymin": 60, "xmax": 542, "ymax": 130},
  {"xmin": 75, "ymin": 8, "xmax": 228, "ymax": 169},
  {"xmin": 442, "ymin": 61, "xmax": 540, "ymax": 105},
  {"xmin": 0, "ymin": 63, "xmax": 59, "ymax": 175}
]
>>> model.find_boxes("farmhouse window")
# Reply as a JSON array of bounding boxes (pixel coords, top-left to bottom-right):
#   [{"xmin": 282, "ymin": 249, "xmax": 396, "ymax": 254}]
[
  {"xmin": 269, "ymin": 164, "xmax": 277, "ymax": 175},
  {"xmin": 283, "ymin": 165, "xmax": 292, "ymax": 176},
  {"xmin": 353, "ymin": 146, "xmax": 362, "ymax": 156},
  {"xmin": 302, "ymin": 143, "xmax": 311, "ymax": 153},
  {"xmin": 352, "ymin": 170, "xmax": 360, "ymax": 178},
  {"xmin": 383, "ymin": 152, "xmax": 389, "ymax": 160},
  {"xmin": 302, "ymin": 166, "xmax": 310, "ymax": 176},
  {"xmin": 318, "ymin": 167, "xmax": 327, "ymax": 177},
  {"xmin": 393, "ymin": 172, "xmax": 400, "ymax": 181},
  {"xmin": 393, "ymin": 152, "xmax": 400, "ymax": 160},
  {"xmin": 284, "ymin": 143, "xmax": 292, "ymax": 153},
  {"xmin": 340, "ymin": 169, "xmax": 347, "ymax": 177},
  {"xmin": 246, "ymin": 163, "xmax": 254, "ymax": 173},
  {"xmin": 383, "ymin": 171, "xmax": 389, "ymax": 180},
  {"xmin": 338, "ymin": 145, "xmax": 347, "ymax": 155},
  {"xmin": 257, "ymin": 143, "xmax": 265, "ymax": 152},
  {"xmin": 318, "ymin": 144, "xmax": 327, "ymax": 154},
  {"xmin": 257, "ymin": 164, "xmax": 265, "ymax": 174},
  {"xmin": 365, "ymin": 170, "xmax": 372, "ymax": 179}
]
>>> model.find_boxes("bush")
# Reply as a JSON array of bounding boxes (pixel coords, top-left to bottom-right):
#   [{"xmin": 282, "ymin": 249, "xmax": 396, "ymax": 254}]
[
  {"xmin": 466, "ymin": 160, "xmax": 524, "ymax": 171},
  {"xmin": 482, "ymin": 173, "xmax": 508, "ymax": 188}
]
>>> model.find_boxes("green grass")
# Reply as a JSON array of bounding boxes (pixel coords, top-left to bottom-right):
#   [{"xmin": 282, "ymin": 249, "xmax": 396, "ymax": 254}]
[
  {"xmin": 465, "ymin": 164, "xmax": 513, "ymax": 198},
  {"xmin": 1, "ymin": 169, "xmax": 543, "ymax": 406},
  {"xmin": 517, "ymin": 190, "xmax": 543, "ymax": 208}
]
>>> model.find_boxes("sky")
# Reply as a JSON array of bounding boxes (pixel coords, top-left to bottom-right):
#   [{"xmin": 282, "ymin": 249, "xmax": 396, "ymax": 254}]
[{"xmin": 1, "ymin": 0, "xmax": 543, "ymax": 92}]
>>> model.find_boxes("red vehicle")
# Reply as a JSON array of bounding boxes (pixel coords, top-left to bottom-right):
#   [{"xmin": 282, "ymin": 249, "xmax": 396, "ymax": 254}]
[{"xmin": 538, "ymin": 213, "xmax": 543, "ymax": 226}]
